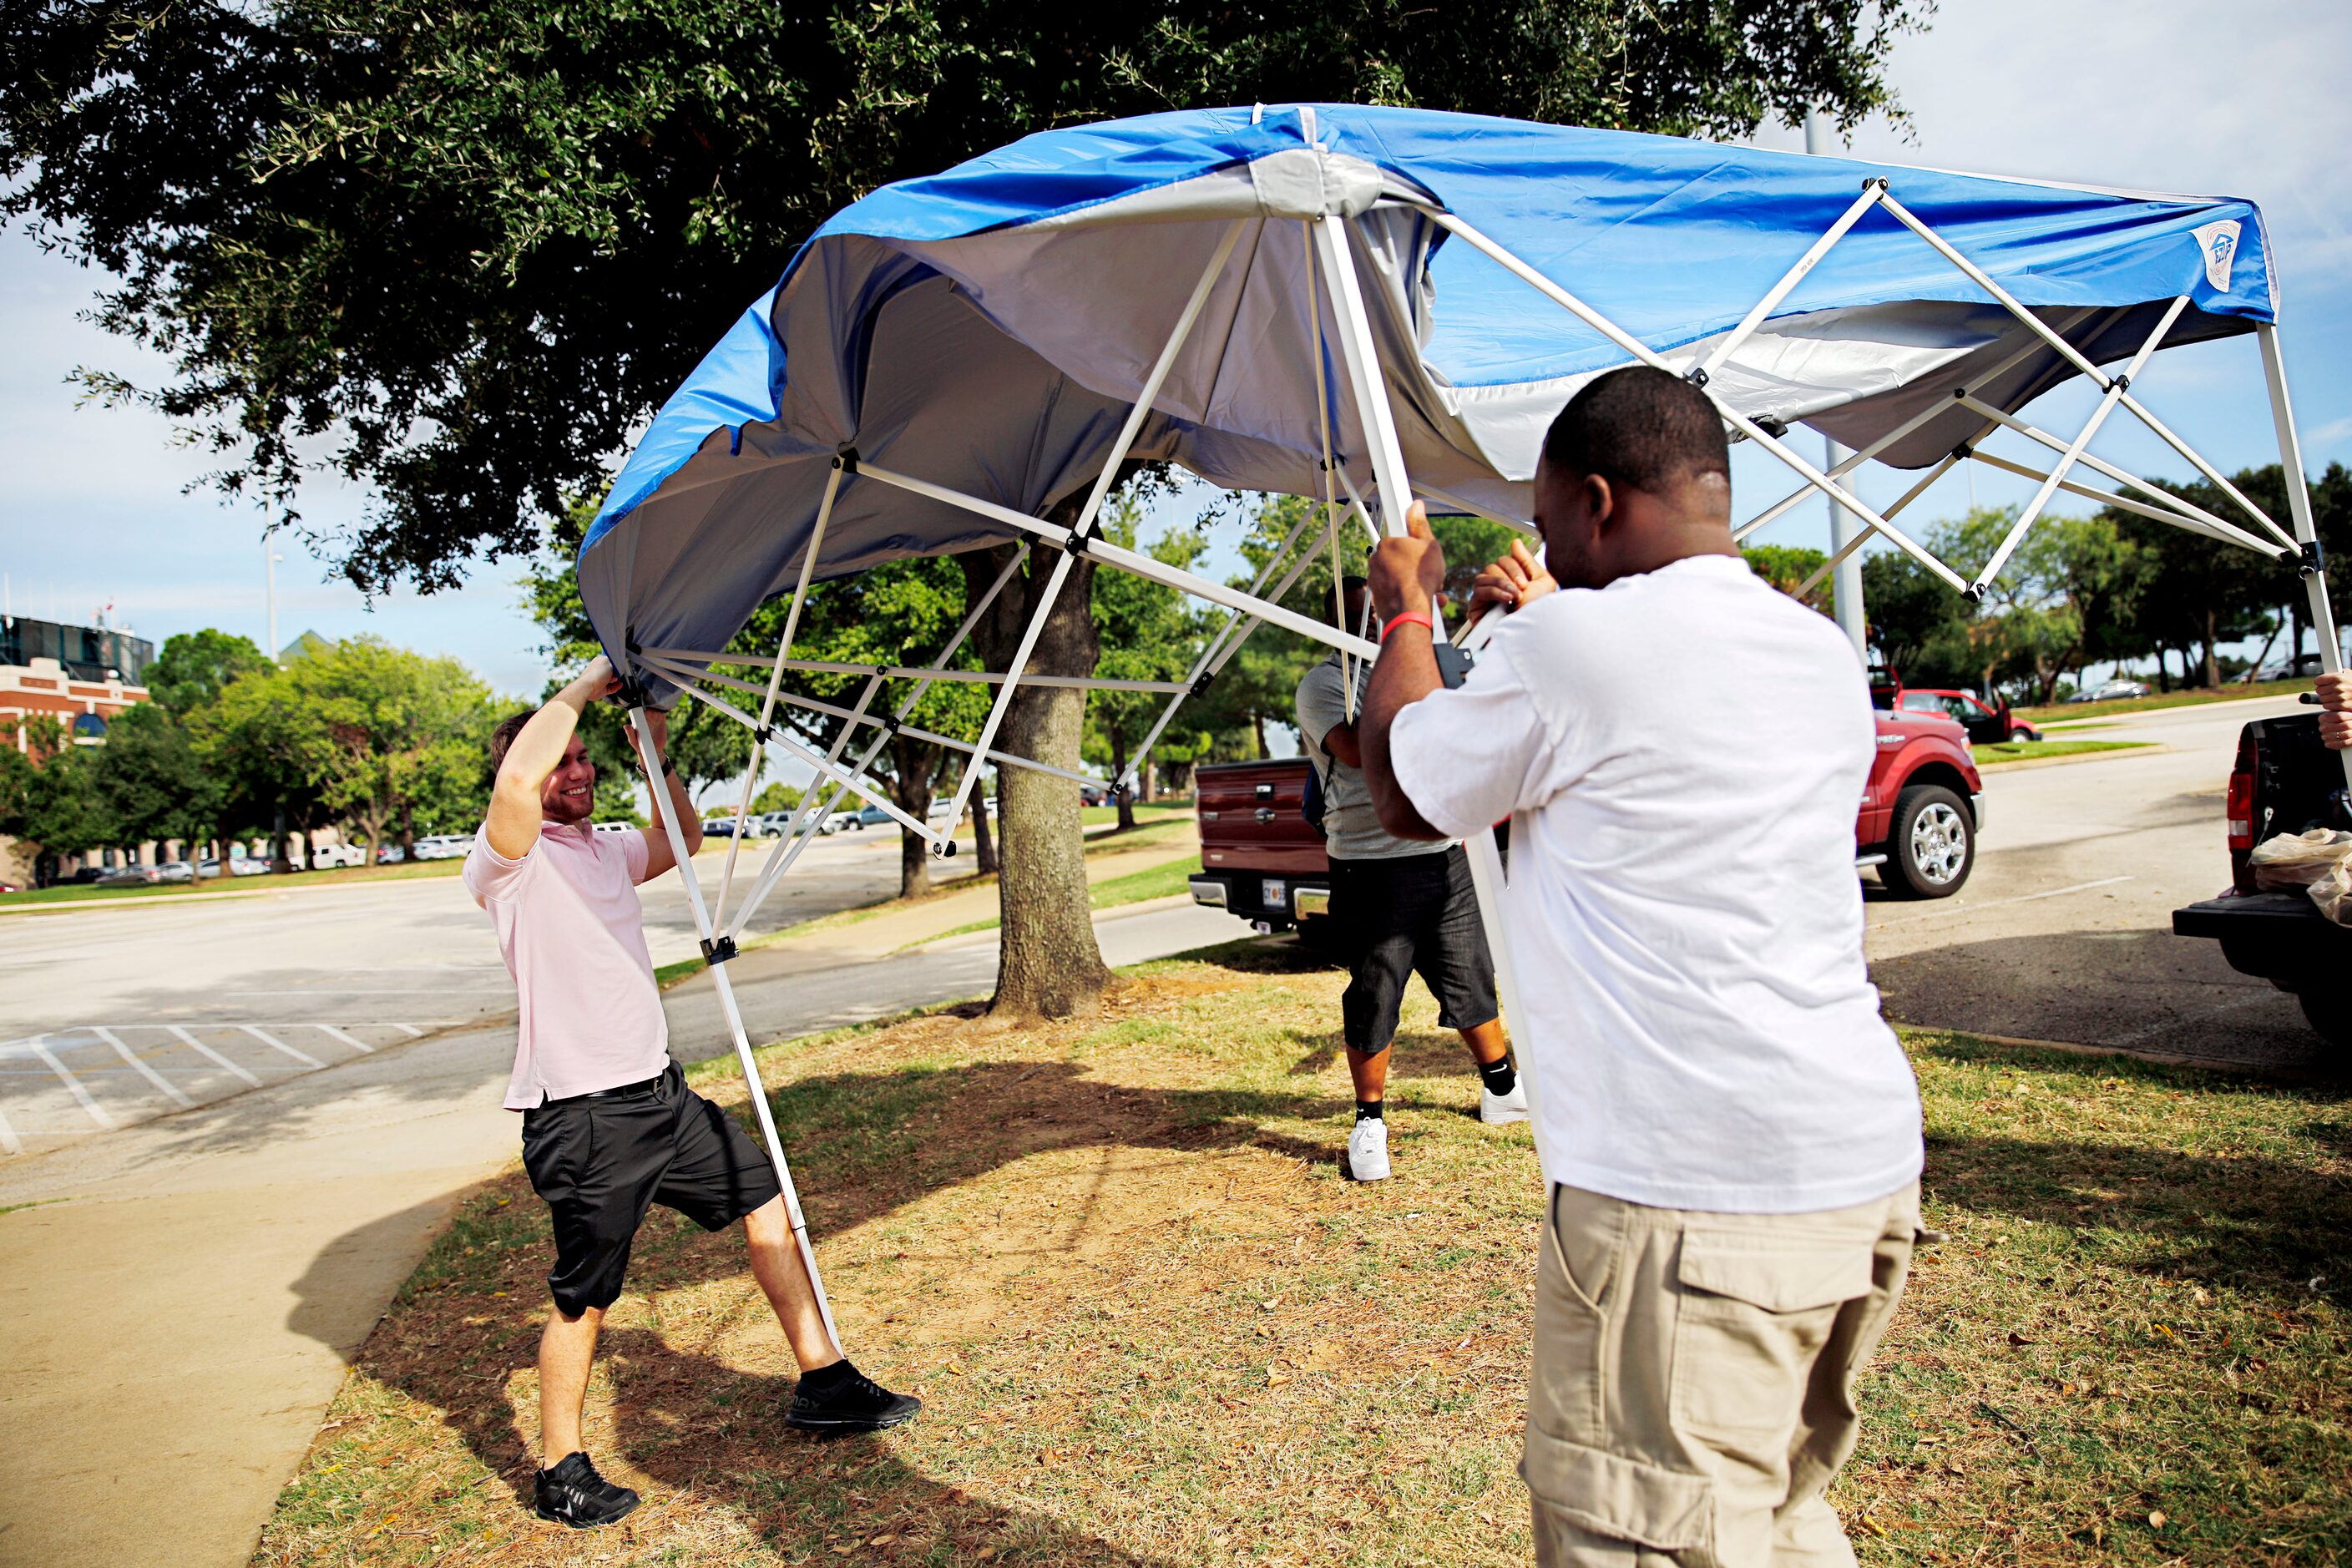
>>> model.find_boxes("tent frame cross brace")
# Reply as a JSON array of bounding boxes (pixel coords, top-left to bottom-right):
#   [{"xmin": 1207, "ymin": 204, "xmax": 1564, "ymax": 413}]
[{"xmin": 620, "ymin": 174, "xmax": 2347, "ymax": 1358}]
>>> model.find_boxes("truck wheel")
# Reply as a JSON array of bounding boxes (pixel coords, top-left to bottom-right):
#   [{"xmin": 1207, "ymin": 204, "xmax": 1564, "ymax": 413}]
[
  {"xmin": 1880, "ymin": 784, "xmax": 1974, "ymax": 899},
  {"xmin": 2299, "ymin": 990, "xmax": 2350, "ymax": 1049}
]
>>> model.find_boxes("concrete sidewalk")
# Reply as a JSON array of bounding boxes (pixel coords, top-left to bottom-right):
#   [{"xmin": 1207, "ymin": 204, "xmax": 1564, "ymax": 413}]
[{"xmin": 0, "ymin": 858, "xmax": 1242, "ymax": 1568}]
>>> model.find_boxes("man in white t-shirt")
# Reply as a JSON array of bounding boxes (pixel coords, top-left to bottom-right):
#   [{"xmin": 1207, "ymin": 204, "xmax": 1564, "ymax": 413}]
[{"xmin": 1356, "ymin": 366, "xmax": 1925, "ymax": 1568}]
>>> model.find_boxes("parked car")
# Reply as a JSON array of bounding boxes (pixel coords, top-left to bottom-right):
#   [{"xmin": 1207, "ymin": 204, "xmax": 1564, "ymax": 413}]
[
  {"xmin": 311, "ymin": 843, "xmax": 367, "ymax": 871},
  {"xmin": 2083, "ymin": 678, "xmax": 2151, "ymax": 702},
  {"xmin": 1894, "ymin": 687, "xmax": 2042, "ymax": 745},
  {"xmin": 95, "ymin": 864, "xmax": 162, "ymax": 887},
  {"xmin": 1191, "ymin": 708, "xmax": 1985, "ymax": 933},
  {"xmin": 229, "ymin": 854, "xmax": 273, "ymax": 876},
  {"xmin": 1080, "ymin": 783, "xmax": 1109, "ymax": 807},
  {"xmin": 2171, "ymin": 706, "xmax": 2349, "ymax": 1047},
  {"xmin": 68, "ymin": 867, "xmax": 107, "ymax": 884},
  {"xmin": 856, "ymin": 804, "xmax": 893, "ymax": 828},
  {"xmin": 2254, "ymin": 653, "xmax": 2326, "ymax": 681},
  {"xmin": 593, "ymin": 821, "xmax": 637, "ymax": 839}
]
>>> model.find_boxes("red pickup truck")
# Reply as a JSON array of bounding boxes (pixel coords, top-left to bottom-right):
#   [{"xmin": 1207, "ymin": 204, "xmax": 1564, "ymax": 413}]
[{"xmin": 1190, "ymin": 708, "xmax": 1984, "ymax": 937}]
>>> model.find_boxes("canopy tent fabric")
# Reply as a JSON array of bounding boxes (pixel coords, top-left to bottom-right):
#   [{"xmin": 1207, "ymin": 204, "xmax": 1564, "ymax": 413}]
[{"xmin": 580, "ymin": 104, "xmax": 2280, "ymax": 673}]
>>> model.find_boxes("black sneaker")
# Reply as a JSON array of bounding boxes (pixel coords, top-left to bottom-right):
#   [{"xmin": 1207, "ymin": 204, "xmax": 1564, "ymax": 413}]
[
  {"xmin": 533, "ymin": 1451, "xmax": 640, "ymax": 1528},
  {"xmin": 784, "ymin": 1360, "xmax": 923, "ymax": 1434}
]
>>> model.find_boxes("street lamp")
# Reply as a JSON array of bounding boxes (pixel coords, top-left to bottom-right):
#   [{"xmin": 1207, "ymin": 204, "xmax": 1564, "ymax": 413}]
[{"xmin": 265, "ymin": 513, "xmax": 282, "ymax": 664}]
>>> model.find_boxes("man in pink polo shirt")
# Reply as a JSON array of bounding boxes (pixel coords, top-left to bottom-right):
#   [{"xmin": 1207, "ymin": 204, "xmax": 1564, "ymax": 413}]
[{"xmin": 466, "ymin": 655, "xmax": 917, "ymax": 1531}]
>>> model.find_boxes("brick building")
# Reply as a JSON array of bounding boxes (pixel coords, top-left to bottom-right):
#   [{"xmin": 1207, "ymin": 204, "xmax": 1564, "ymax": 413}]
[{"xmin": 2, "ymin": 616, "xmax": 156, "ymax": 884}]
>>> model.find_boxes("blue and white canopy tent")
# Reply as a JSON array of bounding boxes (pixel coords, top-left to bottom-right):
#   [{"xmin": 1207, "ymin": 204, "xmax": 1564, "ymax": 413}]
[{"xmin": 582, "ymin": 104, "xmax": 2335, "ymax": 1353}]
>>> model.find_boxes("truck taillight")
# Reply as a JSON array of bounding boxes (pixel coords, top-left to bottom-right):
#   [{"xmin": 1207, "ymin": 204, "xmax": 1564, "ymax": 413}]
[{"xmin": 2225, "ymin": 733, "xmax": 2256, "ymax": 852}]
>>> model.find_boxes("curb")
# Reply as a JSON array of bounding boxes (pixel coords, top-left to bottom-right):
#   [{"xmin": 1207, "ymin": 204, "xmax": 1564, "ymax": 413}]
[{"xmin": 1975, "ymin": 744, "xmax": 2167, "ymax": 773}]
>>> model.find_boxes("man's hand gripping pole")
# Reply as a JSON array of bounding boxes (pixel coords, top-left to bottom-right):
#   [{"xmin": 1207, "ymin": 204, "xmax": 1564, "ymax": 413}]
[{"xmin": 621, "ymin": 690, "xmax": 843, "ymax": 1358}]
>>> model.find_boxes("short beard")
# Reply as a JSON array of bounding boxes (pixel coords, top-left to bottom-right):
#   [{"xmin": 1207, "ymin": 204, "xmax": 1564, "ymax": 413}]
[{"xmin": 542, "ymin": 787, "xmax": 595, "ymax": 825}]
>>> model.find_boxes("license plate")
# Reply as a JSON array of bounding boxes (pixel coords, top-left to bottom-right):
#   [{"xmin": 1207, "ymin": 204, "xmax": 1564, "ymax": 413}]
[{"xmin": 1262, "ymin": 878, "xmax": 1287, "ymax": 908}]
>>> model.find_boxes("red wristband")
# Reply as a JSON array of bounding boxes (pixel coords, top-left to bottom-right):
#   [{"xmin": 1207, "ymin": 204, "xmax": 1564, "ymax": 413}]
[{"xmin": 1380, "ymin": 611, "xmax": 1434, "ymax": 643}]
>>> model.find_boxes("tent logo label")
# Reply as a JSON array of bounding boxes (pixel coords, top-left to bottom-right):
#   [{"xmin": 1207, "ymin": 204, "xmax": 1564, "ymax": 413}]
[{"xmin": 2190, "ymin": 220, "xmax": 2241, "ymax": 292}]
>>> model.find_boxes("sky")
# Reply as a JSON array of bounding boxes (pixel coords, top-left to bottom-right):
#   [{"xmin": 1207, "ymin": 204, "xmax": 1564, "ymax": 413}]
[{"xmin": 1, "ymin": 0, "xmax": 2346, "ymax": 711}]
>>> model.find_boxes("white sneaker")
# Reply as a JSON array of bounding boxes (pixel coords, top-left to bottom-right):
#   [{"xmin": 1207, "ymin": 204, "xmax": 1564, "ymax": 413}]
[
  {"xmin": 1479, "ymin": 1079, "xmax": 1530, "ymax": 1125},
  {"xmin": 1346, "ymin": 1116, "xmax": 1392, "ymax": 1181}
]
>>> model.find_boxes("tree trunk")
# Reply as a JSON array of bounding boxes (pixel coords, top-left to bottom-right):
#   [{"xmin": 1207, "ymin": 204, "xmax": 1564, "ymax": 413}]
[
  {"xmin": 971, "ymin": 781, "xmax": 998, "ymax": 876},
  {"xmin": 1110, "ymin": 732, "xmax": 1137, "ymax": 831},
  {"xmin": 1252, "ymin": 715, "xmax": 1269, "ymax": 758},
  {"xmin": 399, "ymin": 800, "xmax": 416, "ymax": 858},
  {"xmin": 960, "ymin": 511, "xmax": 1113, "ymax": 1023},
  {"xmin": 2201, "ymin": 608, "xmax": 2220, "ymax": 689},
  {"xmin": 886, "ymin": 735, "xmax": 939, "ymax": 900}
]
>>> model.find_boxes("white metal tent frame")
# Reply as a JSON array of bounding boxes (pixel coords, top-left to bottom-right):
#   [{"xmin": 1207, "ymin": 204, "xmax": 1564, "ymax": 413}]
[{"xmin": 618, "ymin": 178, "xmax": 2344, "ymax": 1360}]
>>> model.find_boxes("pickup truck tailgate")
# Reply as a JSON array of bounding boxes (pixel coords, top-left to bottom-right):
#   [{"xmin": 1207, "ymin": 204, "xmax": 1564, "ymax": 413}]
[{"xmin": 1197, "ymin": 761, "xmax": 1328, "ymax": 878}]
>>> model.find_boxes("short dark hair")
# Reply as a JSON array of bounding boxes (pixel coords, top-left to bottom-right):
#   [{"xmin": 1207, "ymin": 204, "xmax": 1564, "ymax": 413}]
[
  {"xmin": 1540, "ymin": 366, "xmax": 1730, "ymax": 496},
  {"xmin": 489, "ymin": 709, "xmax": 536, "ymax": 774},
  {"xmin": 1340, "ymin": 574, "xmax": 1368, "ymax": 597}
]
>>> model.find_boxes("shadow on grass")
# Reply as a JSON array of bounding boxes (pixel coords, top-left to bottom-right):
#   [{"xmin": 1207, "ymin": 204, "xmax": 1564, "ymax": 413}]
[{"xmin": 292, "ymin": 1041, "xmax": 1345, "ymax": 1551}]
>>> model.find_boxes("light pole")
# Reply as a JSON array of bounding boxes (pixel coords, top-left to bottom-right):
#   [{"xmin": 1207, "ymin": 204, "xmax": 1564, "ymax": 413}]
[
  {"xmin": 1806, "ymin": 109, "xmax": 1870, "ymax": 663},
  {"xmin": 265, "ymin": 511, "xmax": 281, "ymax": 663}
]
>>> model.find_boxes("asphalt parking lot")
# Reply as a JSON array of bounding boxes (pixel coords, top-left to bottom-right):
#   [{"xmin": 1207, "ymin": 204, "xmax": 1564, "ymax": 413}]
[
  {"xmin": 1863, "ymin": 692, "xmax": 2330, "ymax": 1073},
  {"xmin": 0, "ymin": 822, "xmax": 978, "ymax": 1159}
]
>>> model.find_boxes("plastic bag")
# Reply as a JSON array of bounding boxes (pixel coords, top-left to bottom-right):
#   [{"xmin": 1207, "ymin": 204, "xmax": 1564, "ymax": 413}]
[
  {"xmin": 2248, "ymin": 828, "xmax": 2352, "ymax": 890},
  {"xmin": 2313, "ymin": 859, "xmax": 2352, "ymax": 926}
]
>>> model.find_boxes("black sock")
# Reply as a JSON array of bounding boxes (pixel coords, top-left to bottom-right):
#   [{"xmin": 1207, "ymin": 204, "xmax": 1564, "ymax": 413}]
[
  {"xmin": 1356, "ymin": 1099, "xmax": 1384, "ymax": 1122},
  {"xmin": 1476, "ymin": 1055, "xmax": 1517, "ymax": 1095},
  {"xmin": 799, "ymin": 1358, "xmax": 858, "ymax": 1394}
]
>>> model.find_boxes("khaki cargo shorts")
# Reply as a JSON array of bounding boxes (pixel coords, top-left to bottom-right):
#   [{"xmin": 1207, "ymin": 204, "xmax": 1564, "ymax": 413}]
[{"xmin": 1521, "ymin": 1181, "xmax": 1921, "ymax": 1567}]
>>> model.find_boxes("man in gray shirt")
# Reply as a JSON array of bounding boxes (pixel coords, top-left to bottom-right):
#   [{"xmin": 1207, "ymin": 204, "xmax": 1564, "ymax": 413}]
[{"xmin": 1295, "ymin": 575, "xmax": 1526, "ymax": 1182}]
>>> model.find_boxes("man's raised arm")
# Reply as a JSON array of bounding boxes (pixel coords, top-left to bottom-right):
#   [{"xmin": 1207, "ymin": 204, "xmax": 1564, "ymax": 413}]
[
  {"xmin": 485, "ymin": 656, "xmax": 620, "ymax": 859},
  {"xmin": 1359, "ymin": 505, "xmax": 1452, "ymax": 842}
]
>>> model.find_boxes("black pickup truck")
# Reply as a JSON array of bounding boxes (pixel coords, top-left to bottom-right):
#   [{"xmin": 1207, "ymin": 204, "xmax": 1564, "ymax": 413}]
[{"xmin": 2171, "ymin": 707, "xmax": 2351, "ymax": 1047}]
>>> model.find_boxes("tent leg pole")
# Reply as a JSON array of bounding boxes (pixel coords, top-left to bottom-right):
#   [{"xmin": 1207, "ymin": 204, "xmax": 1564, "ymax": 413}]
[
  {"xmin": 1316, "ymin": 210, "xmax": 1549, "ymax": 1175},
  {"xmin": 2256, "ymin": 324, "xmax": 2352, "ymax": 792},
  {"xmin": 626, "ymin": 705, "xmax": 841, "ymax": 1358}
]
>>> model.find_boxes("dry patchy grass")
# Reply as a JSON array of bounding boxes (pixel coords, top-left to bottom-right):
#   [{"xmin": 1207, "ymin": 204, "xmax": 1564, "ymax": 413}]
[{"xmin": 257, "ymin": 943, "xmax": 2349, "ymax": 1567}]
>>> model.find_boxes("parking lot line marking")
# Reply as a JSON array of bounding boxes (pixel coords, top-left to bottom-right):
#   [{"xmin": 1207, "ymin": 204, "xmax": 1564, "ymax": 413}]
[
  {"xmin": 1870, "ymin": 875, "xmax": 2135, "ymax": 929},
  {"xmin": 0, "ymin": 1104, "xmax": 21, "ymax": 1156},
  {"xmin": 92, "ymin": 1027, "xmax": 197, "ymax": 1109},
  {"xmin": 164, "ymin": 1025, "xmax": 264, "ymax": 1088},
  {"xmin": 29, "ymin": 1037, "xmax": 114, "ymax": 1129},
  {"xmin": 388, "ymin": 1024, "xmax": 425, "ymax": 1039},
  {"xmin": 240, "ymin": 1025, "xmax": 323, "ymax": 1070},
  {"xmin": 315, "ymin": 1024, "xmax": 374, "ymax": 1055}
]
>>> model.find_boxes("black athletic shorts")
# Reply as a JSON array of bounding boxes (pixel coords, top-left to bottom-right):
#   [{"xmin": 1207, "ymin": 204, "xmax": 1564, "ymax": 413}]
[
  {"xmin": 1330, "ymin": 846, "xmax": 1499, "ymax": 1055},
  {"xmin": 520, "ymin": 1062, "xmax": 782, "ymax": 1317}
]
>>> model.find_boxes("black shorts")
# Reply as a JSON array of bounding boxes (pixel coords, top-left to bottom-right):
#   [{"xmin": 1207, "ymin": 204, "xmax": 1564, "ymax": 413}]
[
  {"xmin": 520, "ymin": 1062, "xmax": 783, "ymax": 1317},
  {"xmin": 1331, "ymin": 846, "xmax": 1500, "ymax": 1054}
]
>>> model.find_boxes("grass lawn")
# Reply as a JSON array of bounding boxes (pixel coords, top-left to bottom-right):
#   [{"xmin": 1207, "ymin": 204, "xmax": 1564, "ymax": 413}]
[
  {"xmin": 256, "ymin": 943, "xmax": 2349, "ymax": 1567},
  {"xmin": 1972, "ymin": 740, "xmax": 2154, "ymax": 766},
  {"xmin": 2017, "ymin": 678, "xmax": 2314, "ymax": 726}
]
